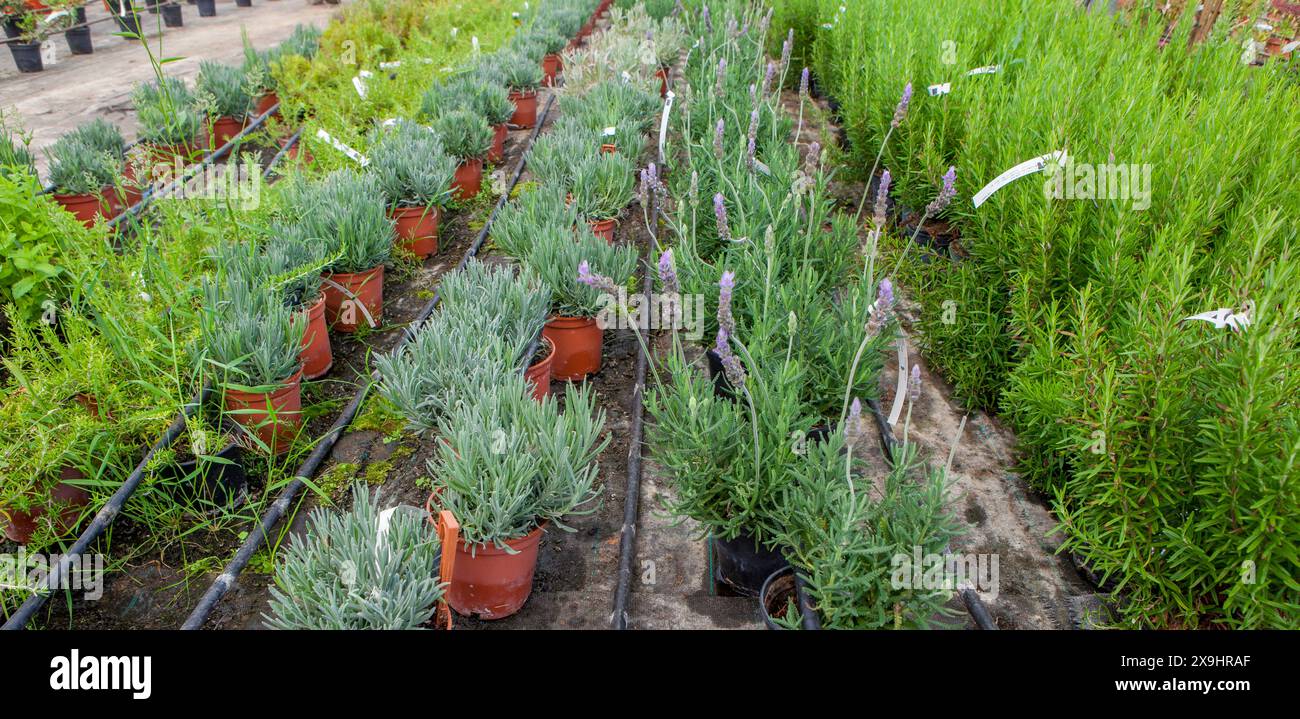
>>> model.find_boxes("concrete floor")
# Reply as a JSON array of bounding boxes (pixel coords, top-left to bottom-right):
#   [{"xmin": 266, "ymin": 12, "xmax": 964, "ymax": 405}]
[{"xmin": 1, "ymin": 0, "xmax": 346, "ymax": 175}]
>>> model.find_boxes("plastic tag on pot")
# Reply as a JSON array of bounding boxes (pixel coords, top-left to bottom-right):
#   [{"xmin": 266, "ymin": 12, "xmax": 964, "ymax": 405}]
[
  {"xmin": 42, "ymin": 41, "xmax": 57, "ymax": 66},
  {"xmin": 971, "ymin": 149, "xmax": 1066, "ymax": 208},
  {"xmin": 376, "ymin": 504, "xmax": 427, "ymax": 547},
  {"xmin": 928, "ymin": 83, "xmax": 951, "ymax": 97},
  {"xmin": 314, "ymin": 129, "xmax": 369, "ymax": 167},
  {"xmin": 658, "ymin": 91, "xmax": 675, "ymax": 160},
  {"xmin": 1284, "ymin": 40, "xmax": 1299, "ymax": 55},
  {"xmin": 966, "ymin": 65, "xmax": 999, "ymax": 76}
]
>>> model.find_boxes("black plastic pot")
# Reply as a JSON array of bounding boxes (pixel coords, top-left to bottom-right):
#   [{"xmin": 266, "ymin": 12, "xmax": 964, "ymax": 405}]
[
  {"xmin": 235, "ymin": 0, "xmax": 251, "ymax": 6},
  {"xmin": 63, "ymin": 7, "xmax": 93, "ymax": 54},
  {"xmin": 112, "ymin": 3, "xmax": 142, "ymax": 37},
  {"xmin": 8, "ymin": 42, "xmax": 43, "ymax": 73},
  {"xmin": 712, "ymin": 530, "xmax": 789, "ymax": 597},
  {"xmin": 160, "ymin": 437, "xmax": 247, "ymax": 507},
  {"xmin": 760, "ymin": 566, "xmax": 798, "ymax": 629},
  {"xmin": 1, "ymin": 18, "xmax": 19, "ymax": 40},
  {"xmin": 162, "ymin": 3, "xmax": 183, "ymax": 27},
  {"xmin": 196, "ymin": 0, "xmax": 215, "ymax": 16},
  {"xmin": 704, "ymin": 348, "xmax": 737, "ymax": 401}
]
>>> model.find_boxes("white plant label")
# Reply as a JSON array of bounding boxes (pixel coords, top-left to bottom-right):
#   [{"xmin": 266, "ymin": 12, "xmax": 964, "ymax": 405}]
[
  {"xmin": 887, "ymin": 338, "xmax": 908, "ymax": 427},
  {"xmin": 41, "ymin": 41, "xmax": 56, "ymax": 66},
  {"xmin": 315, "ymin": 129, "xmax": 369, "ymax": 167},
  {"xmin": 1183, "ymin": 305, "xmax": 1252, "ymax": 332},
  {"xmin": 928, "ymin": 83, "xmax": 951, "ymax": 97},
  {"xmin": 966, "ymin": 64, "xmax": 1000, "ymax": 76},
  {"xmin": 450, "ymin": 27, "xmax": 459, "ymax": 38},
  {"xmin": 602, "ymin": 126, "xmax": 617, "ymax": 137},
  {"xmin": 1283, "ymin": 40, "xmax": 1299, "ymax": 55},
  {"xmin": 621, "ymin": 71, "xmax": 632, "ymax": 84},
  {"xmin": 472, "ymin": 36, "xmax": 480, "ymax": 54},
  {"xmin": 658, "ymin": 91, "xmax": 675, "ymax": 160},
  {"xmin": 972, "ymin": 149, "xmax": 1067, "ymax": 208}
]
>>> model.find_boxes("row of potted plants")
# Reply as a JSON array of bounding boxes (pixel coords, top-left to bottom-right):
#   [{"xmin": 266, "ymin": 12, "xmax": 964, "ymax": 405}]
[{"xmin": 639, "ymin": 0, "xmax": 966, "ymax": 629}]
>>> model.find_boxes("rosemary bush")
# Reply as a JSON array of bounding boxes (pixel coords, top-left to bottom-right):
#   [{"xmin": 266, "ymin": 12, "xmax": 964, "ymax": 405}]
[
  {"xmin": 264, "ymin": 483, "xmax": 445, "ymax": 630},
  {"xmin": 430, "ymin": 378, "xmax": 607, "ymax": 549},
  {"xmin": 369, "ymin": 119, "xmax": 456, "ymax": 209},
  {"xmin": 430, "ymin": 109, "xmax": 493, "ymax": 161}
]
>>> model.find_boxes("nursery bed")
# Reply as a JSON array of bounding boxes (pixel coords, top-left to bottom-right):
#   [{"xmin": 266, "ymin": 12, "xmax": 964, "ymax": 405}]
[
  {"xmin": 1, "ymin": 0, "xmax": 346, "ymax": 173},
  {"xmin": 31, "ymin": 98, "xmax": 553, "ymax": 631},
  {"xmin": 781, "ymin": 88, "xmax": 1105, "ymax": 629}
]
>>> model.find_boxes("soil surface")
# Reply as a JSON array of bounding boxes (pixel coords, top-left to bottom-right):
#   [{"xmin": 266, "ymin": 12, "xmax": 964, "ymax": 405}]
[
  {"xmin": 1, "ymin": 0, "xmax": 347, "ymax": 174},
  {"xmin": 784, "ymin": 89, "xmax": 1105, "ymax": 629}
]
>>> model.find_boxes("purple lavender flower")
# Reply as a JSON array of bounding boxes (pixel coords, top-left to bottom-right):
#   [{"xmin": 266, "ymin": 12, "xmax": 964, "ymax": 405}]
[
  {"xmin": 746, "ymin": 109, "xmax": 760, "ymax": 169},
  {"xmin": 849, "ymin": 397, "xmax": 862, "ymax": 428},
  {"xmin": 702, "ymin": 4, "xmax": 712, "ymax": 31},
  {"xmin": 689, "ymin": 170, "xmax": 699, "ymax": 207},
  {"xmin": 780, "ymin": 31, "xmax": 793, "ymax": 75},
  {"xmin": 925, "ymin": 166, "xmax": 957, "ymax": 215},
  {"xmin": 714, "ymin": 118, "xmax": 725, "ymax": 160},
  {"xmin": 639, "ymin": 167, "xmax": 651, "ymax": 209},
  {"xmin": 804, "ymin": 141, "xmax": 821, "ymax": 175},
  {"xmin": 716, "ymin": 57, "xmax": 727, "ymax": 95},
  {"xmin": 908, "ymin": 365, "xmax": 922, "ymax": 402},
  {"xmin": 718, "ymin": 270, "xmax": 736, "ymax": 335},
  {"xmin": 577, "ymin": 261, "xmax": 619, "ymax": 294},
  {"xmin": 761, "ymin": 62, "xmax": 776, "ymax": 98},
  {"xmin": 799, "ymin": 67, "xmax": 810, "ymax": 97},
  {"xmin": 873, "ymin": 169, "xmax": 891, "ymax": 227},
  {"xmin": 658, "ymin": 249, "xmax": 679, "ymax": 294},
  {"xmin": 714, "ymin": 328, "xmax": 747, "ymax": 388},
  {"xmin": 878, "ymin": 277, "xmax": 894, "ymax": 308},
  {"xmin": 714, "ymin": 193, "xmax": 731, "ymax": 242},
  {"xmin": 891, "ymin": 82, "xmax": 913, "ymax": 129}
]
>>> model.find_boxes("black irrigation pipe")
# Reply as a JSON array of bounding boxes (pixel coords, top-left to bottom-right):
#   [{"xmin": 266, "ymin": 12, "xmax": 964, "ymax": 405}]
[
  {"xmin": 1, "ymin": 106, "xmax": 296, "ymax": 631},
  {"xmin": 181, "ymin": 93, "xmax": 559, "ymax": 630}
]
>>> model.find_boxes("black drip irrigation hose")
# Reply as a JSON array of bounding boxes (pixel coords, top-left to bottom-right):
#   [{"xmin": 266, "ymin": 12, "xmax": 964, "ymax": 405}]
[
  {"xmin": 181, "ymin": 93, "xmax": 559, "ymax": 630},
  {"xmin": 1, "ymin": 108, "xmax": 300, "ymax": 631}
]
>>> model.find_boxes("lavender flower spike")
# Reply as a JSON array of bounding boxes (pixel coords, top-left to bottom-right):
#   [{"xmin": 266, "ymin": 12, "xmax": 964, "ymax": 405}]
[
  {"xmin": 714, "ymin": 118, "xmax": 725, "ymax": 160},
  {"xmin": 658, "ymin": 249, "xmax": 680, "ymax": 294},
  {"xmin": 714, "ymin": 193, "xmax": 731, "ymax": 242},
  {"xmin": 714, "ymin": 328, "xmax": 747, "ymax": 388},
  {"xmin": 908, "ymin": 365, "xmax": 922, "ymax": 402},
  {"xmin": 716, "ymin": 57, "xmax": 727, "ymax": 95},
  {"xmin": 873, "ymin": 169, "xmax": 891, "ymax": 226},
  {"xmin": 780, "ymin": 30, "xmax": 793, "ymax": 74},
  {"xmin": 891, "ymin": 82, "xmax": 913, "ymax": 129},
  {"xmin": 702, "ymin": 4, "xmax": 712, "ymax": 31},
  {"xmin": 878, "ymin": 277, "xmax": 894, "ymax": 308},
  {"xmin": 761, "ymin": 62, "xmax": 776, "ymax": 98},
  {"xmin": 799, "ymin": 67, "xmax": 810, "ymax": 97},
  {"xmin": 718, "ymin": 270, "xmax": 736, "ymax": 335},
  {"xmin": 925, "ymin": 166, "xmax": 957, "ymax": 215},
  {"xmin": 577, "ymin": 261, "xmax": 619, "ymax": 294}
]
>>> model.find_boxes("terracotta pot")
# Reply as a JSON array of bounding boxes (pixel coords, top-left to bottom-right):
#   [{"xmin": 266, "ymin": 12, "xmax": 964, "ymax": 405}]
[
  {"xmin": 254, "ymin": 91, "xmax": 280, "ymax": 118},
  {"xmin": 223, "ymin": 369, "xmax": 302, "ymax": 455},
  {"xmin": 206, "ymin": 115, "xmax": 247, "ymax": 149},
  {"xmin": 452, "ymin": 157, "xmax": 484, "ymax": 200},
  {"xmin": 589, "ymin": 217, "xmax": 616, "ymax": 243},
  {"xmin": 488, "ymin": 123, "xmax": 508, "ymax": 163},
  {"xmin": 390, "ymin": 205, "xmax": 440, "ymax": 258},
  {"xmin": 1, "ymin": 467, "xmax": 91, "ymax": 544},
  {"xmin": 509, "ymin": 89, "xmax": 538, "ymax": 129},
  {"xmin": 542, "ymin": 315, "xmax": 602, "ymax": 380},
  {"xmin": 322, "ymin": 265, "xmax": 384, "ymax": 333},
  {"xmin": 525, "ymin": 337, "xmax": 555, "ymax": 401},
  {"xmin": 542, "ymin": 53, "xmax": 563, "ymax": 86},
  {"xmin": 298, "ymin": 295, "xmax": 333, "ymax": 380},
  {"xmin": 656, "ymin": 66, "xmax": 669, "ymax": 98},
  {"xmin": 600, "ymin": 142, "xmax": 616, "ymax": 155},
  {"xmin": 52, "ymin": 190, "xmax": 114, "ymax": 227},
  {"xmin": 446, "ymin": 523, "xmax": 546, "ymax": 619},
  {"xmin": 145, "ymin": 140, "xmax": 200, "ymax": 168}
]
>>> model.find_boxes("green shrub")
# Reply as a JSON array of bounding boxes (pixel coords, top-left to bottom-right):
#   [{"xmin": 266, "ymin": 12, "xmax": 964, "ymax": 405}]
[
  {"xmin": 430, "ymin": 109, "xmax": 493, "ymax": 161},
  {"xmin": 265, "ymin": 483, "xmax": 445, "ymax": 630},
  {"xmin": 570, "ymin": 150, "xmax": 636, "ymax": 221},
  {"xmin": 0, "ymin": 172, "xmax": 75, "ymax": 328},
  {"xmin": 369, "ymin": 119, "xmax": 456, "ymax": 208}
]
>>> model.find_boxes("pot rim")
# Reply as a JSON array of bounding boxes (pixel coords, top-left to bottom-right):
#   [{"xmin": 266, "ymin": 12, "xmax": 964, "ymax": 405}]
[{"xmin": 223, "ymin": 366, "xmax": 304, "ymax": 399}]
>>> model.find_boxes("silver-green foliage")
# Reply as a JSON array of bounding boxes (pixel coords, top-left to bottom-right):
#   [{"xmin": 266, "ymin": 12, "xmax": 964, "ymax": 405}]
[
  {"xmin": 570, "ymin": 150, "xmax": 636, "ymax": 221},
  {"xmin": 368, "ymin": 119, "xmax": 456, "ymax": 208},
  {"xmin": 264, "ymin": 483, "xmax": 445, "ymax": 630},
  {"xmin": 199, "ymin": 275, "xmax": 306, "ymax": 388}
]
